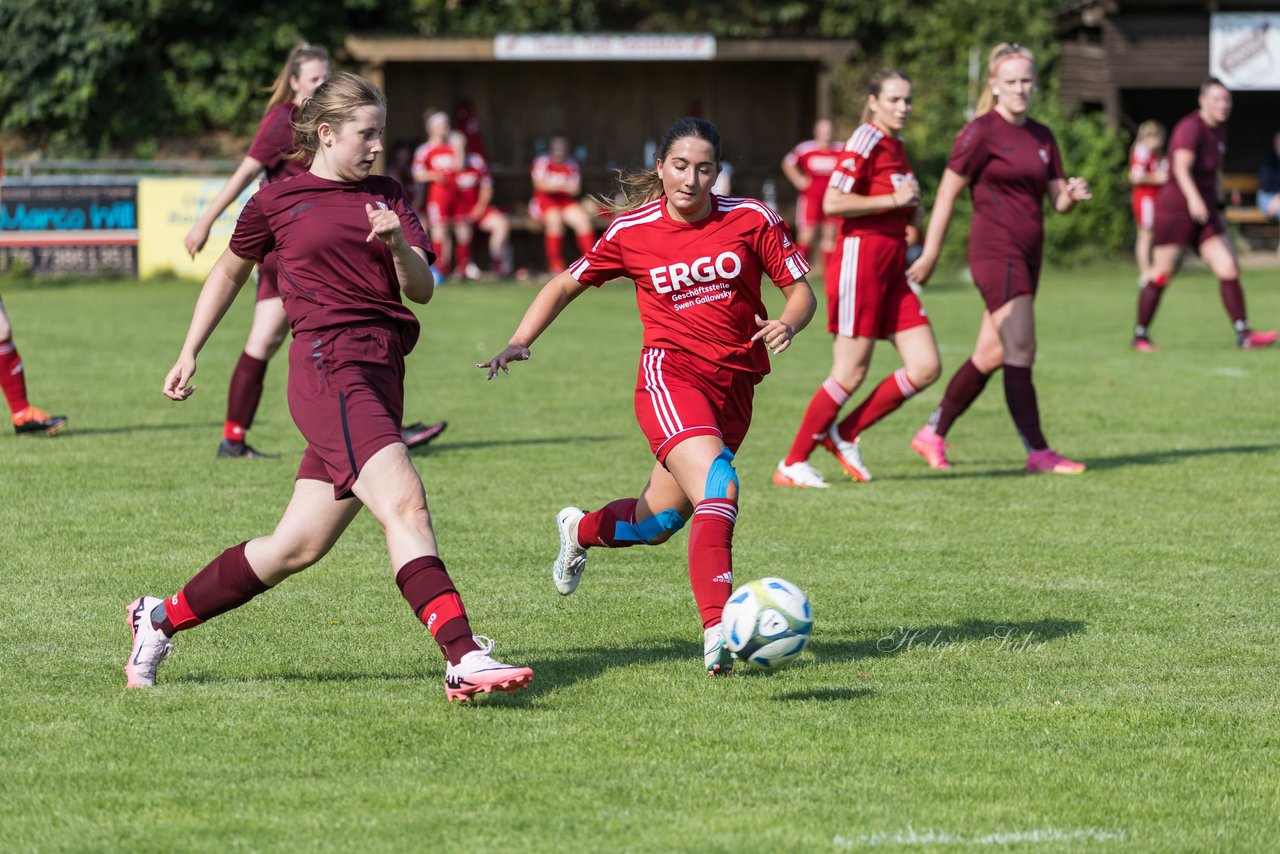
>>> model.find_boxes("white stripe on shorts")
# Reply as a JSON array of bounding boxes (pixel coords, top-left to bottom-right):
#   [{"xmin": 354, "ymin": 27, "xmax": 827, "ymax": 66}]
[
  {"xmin": 839, "ymin": 236, "xmax": 860, "ymax": 338},
  {"xmin": 642, "ymin": 348, "xmax": 684, "ymax": 438}
]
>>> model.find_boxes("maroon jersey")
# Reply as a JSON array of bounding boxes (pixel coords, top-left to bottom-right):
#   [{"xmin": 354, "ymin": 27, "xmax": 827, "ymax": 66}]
[
  {"xmin": 829, "ymin": 123, "xmax": 917, "ymax": 239},
  {"xmin": 247, "ymin": 102, "xmax": 308, "ymax": 184},
  {"xmin": 1157, "ymin": 110, "xmax": 1226, "ymax": 212},
  {"xmin": 229, "ymin": 173, "xmax": 432, "ymax": 351},
  {"xmin": 567, "ymin": 195, "xmax": 810, "ymax": 375},
  {"xmin": 947, "ymin": 111, "xmax": 1064, "ymax": 261}
]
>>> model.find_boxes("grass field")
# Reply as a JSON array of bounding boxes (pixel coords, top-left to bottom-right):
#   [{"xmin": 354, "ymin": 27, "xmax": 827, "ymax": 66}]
[{"xmin": 2, "ymin": 261, "xmax": 1278, "ymax": 851}]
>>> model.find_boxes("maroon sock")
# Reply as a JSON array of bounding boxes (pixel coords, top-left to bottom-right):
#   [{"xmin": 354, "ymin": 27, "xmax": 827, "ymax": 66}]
[
  {"xmin": 1002, "ymin": 365, "xmax": 1048, "ymax": 452},
  {"xmin": 576, "ymin": 498, "xmax": 641, "ymax": 548},
  {"xmin": 785, "ymin": 377, "xmax": 849, "ymax": 465},
  {"xmin": 688, "ymin": 499, "xmax": 736, "ymax": 629},
  {"xmin": 1135, "ymin": 275, "xmax": 1168, "ymax": 336},
  {"xmin": 1219, "ymin": 278, "xmax": 1247, "ymax": 330},
  {"xmin": 395, "ymin": 555, "xmax": 480, "ymax": 665},
  {"xmin": 225, "ymin": 352, "xmax": 268, "ymax": 440},
  {"xmin": 154, "ymin": 542, "xmax": 270, "ymax": 635},
  {"xmin": 837, "ymin": 369, "xmax": 918, "ymax": 442},
  {"xmin": 928, "ymin": 359, "xmax": 992, "ymax": 437},
  {"xmin": 0, "ymin": 338, "xmax": 29, "ymax": 415}
]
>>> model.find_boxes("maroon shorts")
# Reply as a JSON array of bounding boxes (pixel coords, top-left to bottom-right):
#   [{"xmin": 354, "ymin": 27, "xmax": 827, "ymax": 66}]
[
  {"xmin": 1153, "ymin": 207, "xmax": 1226, "ymax": 249},
  {"xmin": 288, "ymin": 324, "xmax": 407, "ymax": 499},
  {"xmin": 826, "ymin": 233, "xmax": 929, "ymax": 339},
  {"xmin": 256, "ymin": 251, "xmax": 281, "ymax": 301},
  {"xmin": 633, "ymin": 347, "xmax": 758, "ymax": 464},
  {"xmin": 969, "ymin": 254, "xmax": 1042, "ymax": 313}
]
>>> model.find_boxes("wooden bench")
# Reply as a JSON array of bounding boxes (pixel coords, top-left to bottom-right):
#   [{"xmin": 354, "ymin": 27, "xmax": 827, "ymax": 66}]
[{"xmin": 1222, "ymin": 173, "xmax": 1279, "ymax": 252}]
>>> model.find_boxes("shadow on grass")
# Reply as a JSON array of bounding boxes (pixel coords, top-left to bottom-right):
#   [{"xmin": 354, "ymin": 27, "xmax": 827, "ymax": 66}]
[
  {"xmin": 893, "ymin": 443, "xmax": 1280, "ymax": 480},
  {"xmin": 55, "ymin": 421, "xmax": 222, "ymax": 438},
  {"xmin": 773, "ymin": 686, "xmax": 876, "ymax": 703},
  {"xmin": 413, "ymin": 434, "xmax": 621, "ymax": 456},
  {"xmin": 820, "ymin": 617, "xmax": 1087, "ymax": 661}
]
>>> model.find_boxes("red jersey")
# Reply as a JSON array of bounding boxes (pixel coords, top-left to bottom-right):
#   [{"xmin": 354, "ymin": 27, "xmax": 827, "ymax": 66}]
[
  {"xmin": 247, "ymin": 102, "xmax": 308, "ymax": 184},
  {"xmin": 1129, "ymin": 142, "xmax": 1167, "ymax": 208},
  {"xmin": 229, "ymin": 173, "xmax": 432, "ymax": 351},
  {"xmin": 1157, "ymin": 111, "xmax": 1226, "ymax": 211},
  {"xmin": 531, "ymin": 155, "xmax": 581, "ymax": 206},
  {"xmin": 947, "ymin": 111, "xmax": 1065, "ymax": 262},
  {"xmin": 454, "ymin": 152, "xmax": 492, "ymax": 211},
  {"xmin": 828, "ymin": 123, "xmax": 917, "ymax": 240},
  {"xmin": 785, "ymin": 140, "xmax": 842, "ymax": 206},
  {"xmin": 568, "ymin": 195, "xmax": 810, "ymax": 376}
]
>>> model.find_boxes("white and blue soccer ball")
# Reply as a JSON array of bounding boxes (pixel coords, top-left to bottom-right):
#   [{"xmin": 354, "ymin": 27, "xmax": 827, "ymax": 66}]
[{"xmin": 722, "ymin": 577, "xmax": 813, "ymax": 668}]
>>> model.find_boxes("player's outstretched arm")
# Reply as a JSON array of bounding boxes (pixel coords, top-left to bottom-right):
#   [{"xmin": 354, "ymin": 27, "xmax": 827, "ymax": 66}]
[
  {"xmin": 478, "ymin": 270, "xmax": 590, "ymax": 379},
  {"xmin": 905, "ymin": 168, "xmax": 968, "ymax": 286},
  {"xmin": 752, "ymin": 278, "xmax": 816, "ymax": 355},
  {"xmin": 163, "ymin": 250, "xmax": 256, "ymax": 400},
  {"xmin": 183, "ymin": 156, "xmax": 265, "ymax": 258}
]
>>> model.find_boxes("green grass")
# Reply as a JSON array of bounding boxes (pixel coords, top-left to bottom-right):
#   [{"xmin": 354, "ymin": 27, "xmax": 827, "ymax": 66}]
[{"xmin": 1, "ymin": 262, "xmax": 1278, "ymax": 851}]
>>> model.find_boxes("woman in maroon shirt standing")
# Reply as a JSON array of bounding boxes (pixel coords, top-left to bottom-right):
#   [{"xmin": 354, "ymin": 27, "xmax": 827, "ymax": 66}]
[
  {"xmin": 1133, "ymin": 78, "xmax": 1276, "ymax": 351},
  {"xmin": 127, "ymin": 73, "xmax": 533, "ymax": 702},
  {"xmin": 906, "ymin": 43, "xmax": 1091, "ymax": 475}
]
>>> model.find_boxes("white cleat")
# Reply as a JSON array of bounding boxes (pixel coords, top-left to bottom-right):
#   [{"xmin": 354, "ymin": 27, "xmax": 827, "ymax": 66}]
[
  {"xmin": 444, "ymin": 635, "xmax": 534, "ymax": 702},
  {"xmin": 124, "ymin": 596, "xmax": 173, "ymax": 688},
  {"xmin": 553, "ymin": 506, "xmax": 589, "ymax": 595},
  {"xmin": 704, "ymin": 624, "xmax": 734, "ymax": 676},
  {"xmin": 772, "ymin": 459, "xmax": 831, "ymax": 489},
  {"xmin": 820, "ymin": 424, "xmax": 873, "ymax": 482}
]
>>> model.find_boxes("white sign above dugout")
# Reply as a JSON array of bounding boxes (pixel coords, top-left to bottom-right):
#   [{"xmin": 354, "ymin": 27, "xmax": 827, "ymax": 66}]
[
  {"xmin": 494, "ymin": 33, "xmax": 716, "ymax": 61},
  {"xmin": 1211, "ymin": 13, "xmax": 1280, "ymax": 90}
]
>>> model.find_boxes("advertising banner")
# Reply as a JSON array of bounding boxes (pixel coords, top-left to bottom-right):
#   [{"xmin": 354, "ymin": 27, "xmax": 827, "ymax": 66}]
[
  {"xmin": 495, "ymin": 33, "xmax": 715, "ymax": 61},
  {"xmin": 137, "ymin": 177, "xmax": 253, "ymax": 278},
  {"xmin": 0, "ymin": 183, "xmax": 138, "ymax": 276},
  {"xmin": 1211, "ymin": 14, "xmax": 1280, "ymax": 90}
]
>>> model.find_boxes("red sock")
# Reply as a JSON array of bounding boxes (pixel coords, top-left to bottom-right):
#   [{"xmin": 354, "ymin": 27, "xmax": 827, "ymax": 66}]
[
  {"xmin": 154, "ymin": 542, "xmax": 270, "ymax": 635},
  {"xmin": 431, "ymin": 240, "xmax": 448, "ymax": 273},
  {"xmin": 688, "ymin": 499, "xmax": 736, "ymax": 629},
  {"xmin": 454, "ymin": 239, "xmax": 471, "ymax": 273},
  {"xmin": 545, "ymin": 235, "xmax": 565, "ymax": 271},
  {"xmin": 785, "ymin": 376, "xmax": 849, "ymax": 465},
  {"xmin": 395, "ymin": 555, "xmax": 481, "ymax": 665},
  {"xmin": 929, "ymin": 359, "xmax": 992, "ymax": 437},
  {"xmin": 1219, "ymin": 278, "xmax": 1247, "ymax": 329},
  {"xmin": 575, "ymin": 231, "xmax": 596, "ymax": 257},
  {"xmin": 576, "ymin": 498, "xmax": 641, "ymax": 548},
  {"xmin": 0, "ymin": 338, "xmax": 29, "ymax": 415},
  {"xmin": 224, "ymin": 352, "xmax": 267, "ymax": 440},
  {"xmin": 837, "ymin": 368, "xmax": 918, "ymax": 441},
  {"xmin": 1002, "ymin": 365, "xmax": 1048, "ymax": 452}
]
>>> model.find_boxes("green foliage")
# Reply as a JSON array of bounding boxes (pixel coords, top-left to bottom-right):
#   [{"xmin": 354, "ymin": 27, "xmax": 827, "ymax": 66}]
[{"xmin": 1042, "ymin": 110, "xmax": 1133, "ymax": 262}]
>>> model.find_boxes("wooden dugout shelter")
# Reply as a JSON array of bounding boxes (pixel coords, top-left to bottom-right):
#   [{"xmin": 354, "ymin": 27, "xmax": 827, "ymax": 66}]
[{"xmin": 345, "ymin": 34, "xmax": 859, "ymax": 211}]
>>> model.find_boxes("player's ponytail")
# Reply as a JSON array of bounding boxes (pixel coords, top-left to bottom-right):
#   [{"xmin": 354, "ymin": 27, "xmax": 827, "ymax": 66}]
[
  {"xmin": 602, "ymin": 117, "xmax": 723, "ymax": 214},
  {"xmin": 976, "ymin": 42, "xmax": 1034, "ymax": 117},
  {"xmin": 265, "ymin": 42, "xmax": 331, "ymax": 113},
  {"xmin": 290, "ymin": 72, "xmax": 385, "ymax": 159},
  {"xmin": 860, "ymin": 68, "xmax": 912, "ymax": 125}
]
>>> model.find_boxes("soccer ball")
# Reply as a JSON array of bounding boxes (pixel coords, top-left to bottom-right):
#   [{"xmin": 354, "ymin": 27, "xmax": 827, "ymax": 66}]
[{"xmin": 722, "ymin": 577, "xmax": 813, "ymax": 668}]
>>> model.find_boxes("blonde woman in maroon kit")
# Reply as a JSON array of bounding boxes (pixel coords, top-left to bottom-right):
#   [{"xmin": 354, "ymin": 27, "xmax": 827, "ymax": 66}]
[{"xmin": 126, "ymin": 73, "xmax": 532, "ymax": 702}]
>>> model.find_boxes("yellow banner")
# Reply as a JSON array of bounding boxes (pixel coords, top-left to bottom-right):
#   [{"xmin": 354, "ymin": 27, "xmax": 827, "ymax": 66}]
[{"xmin": 137, "ymin": 177, "xmax": 254, "ymax": 278}]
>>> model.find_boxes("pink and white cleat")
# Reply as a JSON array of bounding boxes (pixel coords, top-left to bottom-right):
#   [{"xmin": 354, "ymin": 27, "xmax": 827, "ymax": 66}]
[
  {"xmin": 1025, "ymin": 448, "xmax": 1086, "ymax": 475},
  {"xmin": 910, "ymin": 425, "xmax": 953, "ymax": 470},
  {"xmin": 124, "ymin": 596, "xmax": 173, "ymax": 688},
  {"xmin": 820, "ymin": 425, "xmax": 872, "ymax": 482},
  {"xmin": 773, "ymin": 460, "xmax": 830, "ymax": 489},
  {"xmin": 1239, "ymin": 329, "xmax": 1278, "ymax": 350},
  {"xmin": 444, "ymin": 636, "xmax": 534, "ymax": 702}
]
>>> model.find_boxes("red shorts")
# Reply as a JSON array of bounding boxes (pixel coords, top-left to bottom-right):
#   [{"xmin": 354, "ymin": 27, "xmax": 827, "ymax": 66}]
[
  {"xmin": 826, "ymin": 233, "xmax": 929, "ymax": 338},
  {"xmin": 1153, "ymin": 207, "xmax": 1225, "ymax": 249},
  {"xmin": 633, "ymin": 347, "xmax": 758, "ymax": 464},
  {"xmin": 288, "ymin": 324, "xmax": 408, "ymax": 500},
  {"xmin": 529, "ymin": 196, "xmax": 576, "ymax": 221},
  {"xmin": 796, "ymin": 193, "xmax": 838, "ymax": 232},
  {"xmin": 426, "ymin": 185, "xmax": 456, "ymax": 226},
  {"xmin": 1131, "ymin": 195, "xmax": 1156, "ymax": 231},
  {"xmin": 256, "ymin": 251, "xmax": 281, "ymax": 301},
  {"xmin": 969, "ymin": 254, "xmax": 1042, "ymax": 313}
]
